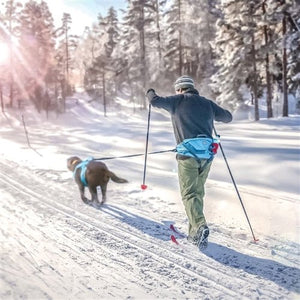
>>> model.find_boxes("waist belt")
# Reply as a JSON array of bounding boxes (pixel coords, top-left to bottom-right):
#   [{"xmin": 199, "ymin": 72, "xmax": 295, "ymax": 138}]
[{"xmin": 176, "ymin": 136, "xmax": 219, "ymax": 161}]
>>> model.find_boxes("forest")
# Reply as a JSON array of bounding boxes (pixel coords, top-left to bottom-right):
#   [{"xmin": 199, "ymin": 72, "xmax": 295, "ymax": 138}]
[{"xmin": 0, "ymin": 0, "xmax": 299, "ymax": 120}]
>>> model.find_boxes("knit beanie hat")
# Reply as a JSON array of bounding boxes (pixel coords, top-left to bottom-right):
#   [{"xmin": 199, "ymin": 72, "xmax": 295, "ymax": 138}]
[{"xmin": 174, "ymin": 75, "xmax": 194, "ymax": 91}]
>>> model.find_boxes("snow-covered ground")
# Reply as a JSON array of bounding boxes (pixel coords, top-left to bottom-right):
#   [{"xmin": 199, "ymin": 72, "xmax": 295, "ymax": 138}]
[{"xmin": 0, "ymin": 95, "xmax": 299, "ymax": 299}]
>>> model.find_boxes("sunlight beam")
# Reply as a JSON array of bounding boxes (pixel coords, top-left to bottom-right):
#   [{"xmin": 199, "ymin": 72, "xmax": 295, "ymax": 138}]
[{"xmin": 0, "ymin": 42, "xmax": 9, "ymax": 65}]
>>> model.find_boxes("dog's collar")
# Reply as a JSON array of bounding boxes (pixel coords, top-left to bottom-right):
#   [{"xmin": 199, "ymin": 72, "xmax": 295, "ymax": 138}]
[{"xmin": 71, "ymin": 159, "xmax": 80, "ymax": 165}]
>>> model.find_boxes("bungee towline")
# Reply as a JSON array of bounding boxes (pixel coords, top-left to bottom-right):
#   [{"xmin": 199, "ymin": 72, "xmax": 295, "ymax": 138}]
[{"xmin": 94, "ymin": 149, "xmax": 176, "ymax": 161}]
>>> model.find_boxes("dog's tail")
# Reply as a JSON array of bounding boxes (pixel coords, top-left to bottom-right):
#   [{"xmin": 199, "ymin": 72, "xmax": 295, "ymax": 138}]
[{"xmin": 109, "ymin": 172, "xmax": 128, "ymax": 183}]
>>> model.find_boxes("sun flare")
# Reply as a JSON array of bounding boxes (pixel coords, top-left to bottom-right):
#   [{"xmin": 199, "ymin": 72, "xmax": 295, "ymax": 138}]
[{"xmin": 0, "ymin": 42, "xmax": 10, "ymax": 65}]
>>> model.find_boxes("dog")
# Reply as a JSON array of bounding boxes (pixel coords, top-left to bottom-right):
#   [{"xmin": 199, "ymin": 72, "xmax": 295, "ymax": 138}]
[{"xmin": 67, "ymin": 156, "xmax": 128, "ymax": 205}]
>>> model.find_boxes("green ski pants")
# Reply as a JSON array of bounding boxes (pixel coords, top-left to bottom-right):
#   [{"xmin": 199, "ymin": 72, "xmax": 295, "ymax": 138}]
[{"xmin": 177, "ymin": 157, "xmax": 212, "ymax": 238}]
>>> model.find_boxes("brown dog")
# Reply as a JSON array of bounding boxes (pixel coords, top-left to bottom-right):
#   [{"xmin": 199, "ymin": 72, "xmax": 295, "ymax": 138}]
[{"xmin": 67, "ymin": 156, "xmax": 128, "ymax": 205}]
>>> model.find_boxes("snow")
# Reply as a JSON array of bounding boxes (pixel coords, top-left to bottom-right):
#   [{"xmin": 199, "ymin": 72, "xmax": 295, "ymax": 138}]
[{"xmin": 0, "ymin": 95, "xmax": 299, "ymax": 299}]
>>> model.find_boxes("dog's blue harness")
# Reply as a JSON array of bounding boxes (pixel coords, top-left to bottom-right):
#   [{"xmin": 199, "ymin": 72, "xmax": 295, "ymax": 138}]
[{"xmin": 73, "ymin": 157, "xmax": 93, "ymax": 187}]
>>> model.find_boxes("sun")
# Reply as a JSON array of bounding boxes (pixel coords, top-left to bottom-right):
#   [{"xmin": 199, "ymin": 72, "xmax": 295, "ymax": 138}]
[{"xmin": 0, "ymin": 42, "xmax": 10, "ymax": 65}]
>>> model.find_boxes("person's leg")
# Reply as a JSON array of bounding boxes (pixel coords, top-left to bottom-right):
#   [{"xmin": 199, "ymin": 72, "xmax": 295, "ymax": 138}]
[
  {"xmin": 196, "ymin": 159, "xmax": 212, "ymax": 210},
  {"xmin": 177, "ymin": 158, "xmax": 211, "ymax": 238},
  {"xmin": 194, "ymin": 160, "xmax": 212, "ymax": 249}
]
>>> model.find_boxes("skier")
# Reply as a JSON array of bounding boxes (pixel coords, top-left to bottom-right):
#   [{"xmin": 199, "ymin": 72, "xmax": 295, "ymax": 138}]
[{"xmin": 146, "ymin": 75, "xmax": 232, "ymax": 250}]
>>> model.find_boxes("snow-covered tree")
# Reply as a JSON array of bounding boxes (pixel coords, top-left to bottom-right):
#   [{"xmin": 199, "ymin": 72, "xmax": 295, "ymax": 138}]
[
  {"xmin": 55, "ymin": 12, "xmax": 78, "ymax": 103},
  {"xmin": 183, "ymin": 1, "xmax": 218, "ymax": 97},
  {"xmin": 18, "ymin": 0, "xmax": 55, "ymax": 112},
  {"xmin": 163, "ymin": 0, "xmax": 186, "ymax": 80},
  {"xmin": 211, "ymin": 0, "xmax": 263, "ymax": 120},
  {"xmin": 118, "ymin": 0, "xmax": 155, "ymax": 108},
  {"xmin": 141, "ymin": 0, "xmax": 166, "ymax": 87},
  {"xmin": 263, "ymin": 0, "xmax": 300, "ymax": 117},
  {"xmin": 287, "ymin": 10, "xmax": 300, "ymax": 98},
  {"xmin": 0, "ymin": 0, "xmax": 22, "ymax": 108},
  {"xmin": 285, "ymin": 1, "xmax": 300, "ymax": 113}
]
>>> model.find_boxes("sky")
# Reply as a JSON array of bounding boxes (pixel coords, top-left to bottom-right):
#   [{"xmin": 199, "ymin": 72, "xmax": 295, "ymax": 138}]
[
  {"xmin": 26, "ymin": 0, "xmax": 127, "ymax": 34},
  {"xmin": 47, "ymin": 0, "xmax": 127, "ymax": 33}
]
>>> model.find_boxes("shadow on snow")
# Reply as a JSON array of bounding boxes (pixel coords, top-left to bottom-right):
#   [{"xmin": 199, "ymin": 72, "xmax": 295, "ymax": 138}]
[
  {"xmin": 100, "ymin": 204, "xmax": 173, "ymax": 242},
  {"xmin": 92, "ymin": 203, "xmax": 300, "ymax": 293},
  {"xmin": 204, "ymin": 242, "xmax": 300, "ymax": 294}
]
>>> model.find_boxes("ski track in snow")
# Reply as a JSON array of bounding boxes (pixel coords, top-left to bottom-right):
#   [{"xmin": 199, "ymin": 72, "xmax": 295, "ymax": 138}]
[
  {"xmin": 0, "ymin": 101, "xmax": 299, "ymax": 299},
  {"xmin": 0, "ymin": 158, "xmax": 299, "ymax": 300}
]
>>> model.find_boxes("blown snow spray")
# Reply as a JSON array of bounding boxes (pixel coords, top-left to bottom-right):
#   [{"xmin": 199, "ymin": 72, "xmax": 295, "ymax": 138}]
[{"xmin": 141, "ymin": 104, "xmax": 151, "ymax": 190}]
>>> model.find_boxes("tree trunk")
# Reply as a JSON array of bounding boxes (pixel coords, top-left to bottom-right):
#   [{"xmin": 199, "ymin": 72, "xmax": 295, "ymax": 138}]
[
  {"xmin": 102, "ymin": 70, "xmax": 107, "ymax": 117},
  {"xmin": 251, "ymin": 33, "xmax": 259, "ymax": 121},
  {"xmin": 65, "ymin": 27, "xmax": 69, "ymax": 85},
  {"xmin": 262, "ymin": 1, "xmax": 273, "ymax": 118},
  {"xmin": 139, "ymin": 3, "xmax": 146, "ymax": 108},
  {"xmin": 155, "ymin": 0, "xmax": 163, "ymax": 68},
  {"xmin": 0, "ymin": 84, "xmax": 4, "ymax": 113},
  {"xmin": 282, "ymin": 13, "xmax": 288, "ymax": 117},
  {"xmin": 60, "ymin": 79, "xmax": 66, "ymax": 113},
  {"xmin": 249, "ymin": 3, "xmax": 259, "ymax": 121},
  {"xmin": 178, "ymin": 0, "xmax": 183, "ymax": 76},
  {"xmin": 8, "ymin": 12, "xmax": 14, "ymax": 108}
]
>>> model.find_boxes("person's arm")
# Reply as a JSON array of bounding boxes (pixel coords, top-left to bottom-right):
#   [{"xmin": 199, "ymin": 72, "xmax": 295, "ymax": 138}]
[
  {"xmin": 146, "ymin": 89, "xmax": 177, "ymax": 112},
  {"xmin": 211, "ymin": 101, "xmax": 233, "ymax": 123}
]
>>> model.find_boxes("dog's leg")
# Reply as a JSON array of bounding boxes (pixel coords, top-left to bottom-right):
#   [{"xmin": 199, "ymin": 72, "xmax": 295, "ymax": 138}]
[
  {"xmin": 88, "ymin": 186, "xmax": 100, "ymax": 204},
  {"xmin": 100, "ymin": 184, "xmax": 107, "ymax": 204},
  {"xmin": 79, "ymin": 185, "xmax": 90, "ymax": 204}
]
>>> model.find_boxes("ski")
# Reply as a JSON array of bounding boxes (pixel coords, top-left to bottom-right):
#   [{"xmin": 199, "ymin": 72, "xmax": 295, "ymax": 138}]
[
  {"xmin": 170, "ymin": 224, "xmax": 185, "ymax": 237},
  {"xmin": 170, "ymin": 224, "xmax": 209, "ymax": 251},
  {"xmin": 170, "ymin": 224, "xmax": 186, "ymax": 246},
  {"xmin": 170, "ymin": 235, "xmax": 179, "ymax": 245}
]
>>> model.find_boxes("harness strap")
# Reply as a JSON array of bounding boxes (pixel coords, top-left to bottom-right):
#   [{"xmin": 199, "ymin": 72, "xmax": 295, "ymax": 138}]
[{"xmin": 73, "ymin": 157, "xmax": 93, "ymax": 186}]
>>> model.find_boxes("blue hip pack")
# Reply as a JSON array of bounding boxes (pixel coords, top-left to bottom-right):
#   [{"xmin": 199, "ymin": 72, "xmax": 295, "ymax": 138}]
[{"xmin": 176, "ymin": 136, "xmax": 219, "ymax": 161}]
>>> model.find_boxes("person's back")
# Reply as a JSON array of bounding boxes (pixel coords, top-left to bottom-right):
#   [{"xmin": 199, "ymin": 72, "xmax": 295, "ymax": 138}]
[{"xmin": 149, "ymin": 86, "xmax": 232, "ymax": 144}]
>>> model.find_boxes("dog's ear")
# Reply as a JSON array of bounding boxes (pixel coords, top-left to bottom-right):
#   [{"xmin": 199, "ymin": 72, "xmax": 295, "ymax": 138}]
[{"xmin": 67, "ymin": 156, "xmax": 81, "ymax": 171}]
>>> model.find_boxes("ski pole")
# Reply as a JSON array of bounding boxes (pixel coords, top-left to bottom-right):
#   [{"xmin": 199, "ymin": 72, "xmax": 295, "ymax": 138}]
[
  {"xmin": 213, "ymin": 126, "xmax": 258, "ymax": 242},
  {"xmin": 141, "ymin": 103, "xmax": 151, "ymax": 190}
]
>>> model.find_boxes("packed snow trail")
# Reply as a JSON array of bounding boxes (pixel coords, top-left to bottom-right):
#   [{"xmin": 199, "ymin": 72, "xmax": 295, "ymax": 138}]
[
  {"xmin": 0, "ymin": 158, "xmax": 299, "ymax": 299},
  {"xmin": 0, "ymin": 100, "xmax": 299, "ymax": 299}
]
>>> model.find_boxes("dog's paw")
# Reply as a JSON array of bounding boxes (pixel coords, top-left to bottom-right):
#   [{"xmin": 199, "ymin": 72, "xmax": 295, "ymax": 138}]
[
  {"xmin": 82, "ymin": 198, "xmax": 91, "ymax": 204},
  {"xmin": 91, "ymin": 201, "xmax": 103, "ymax": 209}
]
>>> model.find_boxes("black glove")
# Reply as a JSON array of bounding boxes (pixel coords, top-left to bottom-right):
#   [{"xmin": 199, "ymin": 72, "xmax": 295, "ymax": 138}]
[{"xmin": 146, "ymin": 88, "xmax": 155, "ymax": 95}]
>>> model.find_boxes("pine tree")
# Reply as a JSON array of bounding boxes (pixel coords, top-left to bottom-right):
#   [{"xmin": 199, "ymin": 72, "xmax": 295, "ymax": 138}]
[
  {"xmin": 284, "ymin": 0, "xmax": 300, "ymax": 115},
  {"xmin": 93, "ymin": 9, "xmax": 119, "ymax": 115},
  {"xmin": 0, "ymin": 0, "xmax": 22, "ymax": 108},
  {"xmin": 162, "ymin": 0, "xmax": 219, "ymax": 95},
  {"xmin": 153, "ymin": 0, "xmax": 164, "ymax": 72},
  {"xmin": 286, "ymin": 4, "xmax": 300, "ymax": 101},
  {"xmin": 140, "ymin": 0, "xmax": 166, "ymax": 86},
  {"xmin": 183, "ymin": 1, "xmax": 218, "ymax": 97},
  {"xmin": 121, "ymin": 0, "xmax": 150, "ymax": 107},
  {"xmin": 18, "ymin": 0, "xmax": 55, "ymax": 112},
  {"xmin": 79, "ymin": 7, "xmax": 121, "ymax": 115},
  {"xmin": 211, "ymin": 0, "xmax": 262, "ymax": 119},
  {"xmin": 260, "ymin": 0, "xmax": 274, "ymax": 118},
  {"xmin": 55, "ymin": 12, "xmax": 78, "ymax": 109},
  {"xmin": 62, "ymin": 13, "xmax": 71, "ymax": 85},
  {"xmin": 163, "ymin": 0, "xmax": 186, "ymax": 79}
]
